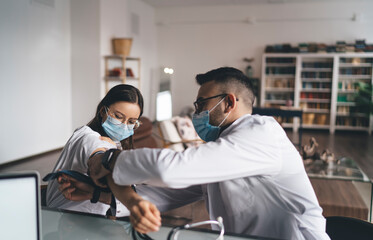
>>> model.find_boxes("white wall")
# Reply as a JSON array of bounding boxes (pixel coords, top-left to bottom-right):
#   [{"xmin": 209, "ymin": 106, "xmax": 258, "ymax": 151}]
[
  {"xmin": 0, "ymin": 0, "xmax": 71, "ymax": 164},
  {"xmin": 0, "ymin": 0, "xmax": 158, "ymax": 164},
  {"xmin": 71, "ymin": 0, "xmax": 101, "ymax": 129},
  {"xmin": 100, "ymin": 0, "xmax": 158, "ymax": 119},
  {"xmin": 156, "ymin": 1, "xmax": 373, "ymax": 115}
]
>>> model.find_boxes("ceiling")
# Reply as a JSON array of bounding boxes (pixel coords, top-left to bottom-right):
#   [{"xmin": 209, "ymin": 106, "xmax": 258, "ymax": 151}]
[{"xmin": 141, "ymin": 0, "xmax": 349, "ymax": 8}]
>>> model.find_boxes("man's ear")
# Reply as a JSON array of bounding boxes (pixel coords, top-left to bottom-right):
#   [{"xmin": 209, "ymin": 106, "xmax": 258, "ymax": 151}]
[{"xmin": 225, "ymin": 94, "xmax": 237, "ymax": 113}]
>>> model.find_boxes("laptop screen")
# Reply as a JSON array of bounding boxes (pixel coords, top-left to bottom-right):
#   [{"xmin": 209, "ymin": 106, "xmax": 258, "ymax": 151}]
[{"xmin": 0, "ymin": 172, "xmax": 40, "ymax": 240}]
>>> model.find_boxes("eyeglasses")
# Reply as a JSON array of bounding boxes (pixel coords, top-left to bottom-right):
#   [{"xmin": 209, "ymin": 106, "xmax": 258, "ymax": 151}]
[
  {"xmin": 193, "ymin": 94, "xmax": 227, "ymax": 114},
  {"xmin": 105, "ymin": 107, "xmax": 142, "ymax": 130}
]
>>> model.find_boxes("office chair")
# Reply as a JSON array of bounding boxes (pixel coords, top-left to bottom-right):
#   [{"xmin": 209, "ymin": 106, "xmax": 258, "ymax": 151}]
[{"xmin": 326, "ymin": 216, "xmax": 373, "ymax": 240}]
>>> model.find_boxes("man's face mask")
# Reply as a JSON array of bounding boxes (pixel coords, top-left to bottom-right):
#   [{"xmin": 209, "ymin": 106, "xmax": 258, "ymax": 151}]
[{"xmin": 192, "ymin": 96, "xmax": 231, "ymax": 142}]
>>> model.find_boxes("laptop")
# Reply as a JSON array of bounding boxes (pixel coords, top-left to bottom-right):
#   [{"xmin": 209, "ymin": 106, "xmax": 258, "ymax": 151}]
[{"xmin": 0, "ymin": 171, "xmax": 41, "ymax": 240}]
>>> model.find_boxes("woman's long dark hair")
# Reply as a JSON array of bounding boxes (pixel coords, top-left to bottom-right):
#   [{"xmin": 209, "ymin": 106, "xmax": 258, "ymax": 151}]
[{"xmin": 87, "ymin": 84, "xmax": 144, "ymax": 150}]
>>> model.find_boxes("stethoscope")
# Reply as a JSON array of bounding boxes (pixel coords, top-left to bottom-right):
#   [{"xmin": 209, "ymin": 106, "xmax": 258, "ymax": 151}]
[{"xmin": 131, "ymin": 217, "xmax": 225, "ymax": 240}]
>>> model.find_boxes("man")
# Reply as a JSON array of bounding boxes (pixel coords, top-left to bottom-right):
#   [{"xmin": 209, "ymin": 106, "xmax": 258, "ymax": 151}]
[{"xmin": 89, "ymin": 67, "xmax": 330, "ymax": 240}]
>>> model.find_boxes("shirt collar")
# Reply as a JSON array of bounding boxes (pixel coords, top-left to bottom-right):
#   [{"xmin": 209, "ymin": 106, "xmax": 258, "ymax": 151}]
[{"xmin": 219, "ymin": 113, "xmax": 252, "ymax": 138}]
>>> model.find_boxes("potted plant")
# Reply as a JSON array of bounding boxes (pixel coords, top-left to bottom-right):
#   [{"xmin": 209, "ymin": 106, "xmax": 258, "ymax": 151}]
[{"xmin": 355, "ymin": 81, "xmax": 373, "ymax": 115}]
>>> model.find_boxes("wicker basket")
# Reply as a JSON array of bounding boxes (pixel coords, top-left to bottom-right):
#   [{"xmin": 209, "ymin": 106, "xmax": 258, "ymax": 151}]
[{"xmin": 112, "ymin": 38, "xmax": 132, "ymax": 56}]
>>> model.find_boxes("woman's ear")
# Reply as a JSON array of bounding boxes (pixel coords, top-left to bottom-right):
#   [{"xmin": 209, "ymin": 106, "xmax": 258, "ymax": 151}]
[
  {"xmin": 99, "ymin": 106, "xmax": 107, "ymax": 122},
  {"xmin": 225, "ymin": 94, "xmax": 237, "ymax": 113}
]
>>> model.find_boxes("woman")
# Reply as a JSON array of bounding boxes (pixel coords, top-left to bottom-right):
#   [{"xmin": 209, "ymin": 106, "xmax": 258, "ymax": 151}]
[{"xmin": 46, "ymin": 84, "xmax": 161, "ymax": 232}]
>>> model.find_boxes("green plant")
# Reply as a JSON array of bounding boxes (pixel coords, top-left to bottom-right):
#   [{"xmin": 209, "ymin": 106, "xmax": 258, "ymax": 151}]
[{"xmin": 355, "ymin": 81, "xmax": 373, "ymax": 114}]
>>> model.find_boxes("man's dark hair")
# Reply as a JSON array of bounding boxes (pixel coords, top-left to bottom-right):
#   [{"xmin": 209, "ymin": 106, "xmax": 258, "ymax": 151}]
[{"xmin": 196, "ymin": 67, "xmax": 255, "ymax": 108}]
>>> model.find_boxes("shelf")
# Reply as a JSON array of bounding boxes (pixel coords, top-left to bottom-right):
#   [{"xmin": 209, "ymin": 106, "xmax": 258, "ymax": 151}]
[
  {"xmin": 266, "ymin": 63, "xmax": 296, "ymax": 67},
  {"xmin": 266, "ymin": 75, "xmax": 295, "ymax": 78},
  {"xmin": 105, "ymin": 55, "xmax": 140, "ymax": 61},
  {"xmin": 126, "ymin": 77, "xmax": 140, "ymax": 81},
  {"xmin": 300, "ymin": 99, "xmax": 331, "ymax": 103},
  {"xmin": 265, "ymin": 88, "xmax": 294, "ymax": 92},
  {"xmin": 282, "ymin": 122, "xmax": 295, "ymax": 128},
  {"xmin": 337, "ymin": 102, "xmax": 357, "ymax": 106},
  {"xmin": 336, "ymin": 112, "xmax": 370, "ymax": 117},
  {"xmin": 339, "ymin": 75, "xmax": 372, "ymax": 79},
  {"xmin": 303, "ymin": 124, "xmax": 330, "ymax": 129},
  {"xmin": 302, "ymin": 68, "xmax": 333, "ymax": 72},
  {"xmin": 104, "ymin": 55, "xmax": 141, "ymax": 93},
  {"xmin": 302, "ymin": 78, "xmax": 332, "ymax": 82},
  {"xmin": 264, "ymin": 100, "xmax": 287, "ymax": 104},
  {"xmin": 303, "ymin": 109, "xmax": 330, "ymax": 113},
  {"xmin": 104, "ymin": 76, "xmax": 140, "ymax": 81},
  {"xmin": 301, "ymin": 88, "xmax": 331, "ymax": 92},
  {"xmin": 339, "ymin": 63, "xmax": 372, "ymax": 67},
  {"xmin": 338, "ymin": 90, "xmax": 357, "ymax": 93},
  {"xmin": 334, "ymin": 125, "xmax": 370, "ymax": 131},
  {"xmin": 104, "ymin": 76, "xmax": 124, "ymax": 81}
]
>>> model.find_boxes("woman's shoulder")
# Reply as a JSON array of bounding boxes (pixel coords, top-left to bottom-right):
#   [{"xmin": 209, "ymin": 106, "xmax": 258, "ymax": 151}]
[
  {"xmin": 70, "ymin": 126, "xmax": 101, "ymax": 142},
  {"xmin": 74, "ymin": 125, "xmax": 98, "ymax": 134}
]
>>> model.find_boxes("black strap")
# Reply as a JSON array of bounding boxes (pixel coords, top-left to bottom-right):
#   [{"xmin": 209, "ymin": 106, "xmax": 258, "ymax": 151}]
[
  {"xmin": 109, "ymin": 193, "xmax": 117, "ymax": 216},
  {"xmin": 90, "ymin": 150, "xmax": 105, "ymax": 159},
  {"xmin": 101, "ymin": 149, "xmax": 118, "ymax": 171},
  {"xmin": 90, "ymin": 187, "xmax": 101, "ymax": 203}
]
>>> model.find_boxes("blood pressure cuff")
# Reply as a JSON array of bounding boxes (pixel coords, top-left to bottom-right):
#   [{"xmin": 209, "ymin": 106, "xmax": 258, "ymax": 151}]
[
  {"xmin": 43, "ymin": 170, "xmax": 110, "ymax": 193},
  {"xmin": 43, "ymin": 170, "xmax": 117, "ymax": 216}
]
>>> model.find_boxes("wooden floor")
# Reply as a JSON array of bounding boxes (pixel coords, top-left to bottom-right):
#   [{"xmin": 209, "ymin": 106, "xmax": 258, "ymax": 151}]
[{"xmin": 286, "ymin": 129, "xmax": 373, "ymax": 180}]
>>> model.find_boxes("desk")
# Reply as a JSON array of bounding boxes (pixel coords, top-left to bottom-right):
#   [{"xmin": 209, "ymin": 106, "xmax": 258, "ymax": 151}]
[
  {"xmin": 41, "ymin": 208, "xmax": 279, "ymax": 240},
  {"xmin": 305, "ymin": 158, "xmax": 372, "ymax": 221}
]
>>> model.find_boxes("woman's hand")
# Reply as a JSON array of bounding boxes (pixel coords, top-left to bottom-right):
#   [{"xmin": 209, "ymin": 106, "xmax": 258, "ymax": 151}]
[
  {"xmin": 57, "ymin": 174, "xmax": 94, "ymax": 201},
  {"xmin": 128, "ymin": 198, "xmax": 162, "ymax": 234}
]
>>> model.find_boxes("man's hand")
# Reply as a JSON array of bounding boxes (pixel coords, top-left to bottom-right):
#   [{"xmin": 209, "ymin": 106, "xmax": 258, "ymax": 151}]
[
  {"xmin": 100, "ymin": 136, "xmax": 116, "ymax": 146},
  {"xmin": 58, "ymin": 174, "xmax": 94, "ymax": 201},
  {"xmin": 128, "ymin": 198, "xmax": 162, "ymax": 234},
  {"xmin": 88, "ymin": 152, "xmax": 111, "ymax": 188}
]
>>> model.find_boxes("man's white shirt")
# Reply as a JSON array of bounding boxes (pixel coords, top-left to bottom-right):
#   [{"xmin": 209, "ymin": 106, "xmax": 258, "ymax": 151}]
[{"xmin": 113, "ymin": 114, "xmax": 330, "ymax": 240}]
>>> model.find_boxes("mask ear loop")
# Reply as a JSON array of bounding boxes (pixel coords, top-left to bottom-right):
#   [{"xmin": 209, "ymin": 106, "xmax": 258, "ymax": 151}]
[
  {"xmin": 210, "ymin": 96, "xmax": 231, "ymax": 128},
  {"xmin": 218, "ymin": 111, "xmax": 231, "ymax": 128},
  {"xmin": 209, "ymin": 96, "xmax": 226, "ymax": 112}
]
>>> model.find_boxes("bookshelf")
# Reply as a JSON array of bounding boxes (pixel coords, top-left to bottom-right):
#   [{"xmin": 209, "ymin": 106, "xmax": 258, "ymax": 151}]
[
  {"xmin": 300, "ymin": 57, "xmax": 333, "ymax": 128},
  {"xmin": 261, "ymin": 53, "xmax": 373, "ymax": 134},
  {"xmin": 104, "ymin": 55, "xmax": 141, "ymax": 93},
  {"xmin": 335, "ymin": 57, "xmax": 373, "ymax": 132}
]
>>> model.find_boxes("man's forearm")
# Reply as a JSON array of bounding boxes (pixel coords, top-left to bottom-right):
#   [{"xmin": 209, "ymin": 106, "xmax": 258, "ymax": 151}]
[
  {"xmin": 106, "ymin": 174, "xmax": 141, "ymax": 208},
  {"xmin": 98, "ymin": 192, "xmax": 112, "ymax": 205}
]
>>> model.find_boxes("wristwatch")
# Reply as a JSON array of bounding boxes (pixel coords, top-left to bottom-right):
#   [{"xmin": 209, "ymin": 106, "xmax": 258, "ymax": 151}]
[{"xmin": 101, "ymin": 149, "xmax": 119, "ymax": 171}]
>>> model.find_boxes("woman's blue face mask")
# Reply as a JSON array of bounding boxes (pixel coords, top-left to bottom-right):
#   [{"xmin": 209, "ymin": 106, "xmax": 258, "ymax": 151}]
[
  {"xmin": 102, "ymin": 115, "xmax": 135, "ymax": 142},
  {"xmin": 192, "ymin": 97, "xmax": 231, "ymax": 142}
]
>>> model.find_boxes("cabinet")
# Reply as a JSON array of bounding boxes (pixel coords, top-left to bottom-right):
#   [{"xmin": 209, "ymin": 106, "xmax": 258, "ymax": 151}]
[
  {"xmin": 261, "ymin": 53, "xmax": 373, "ymax": 133},
  {"xmin": 104, "ymin": 55, "xmax": 141, "ymax": 93}
]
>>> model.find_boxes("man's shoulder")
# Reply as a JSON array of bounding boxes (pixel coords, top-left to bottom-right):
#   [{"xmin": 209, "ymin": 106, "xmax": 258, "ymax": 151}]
[{"xmin": 229, "ymin": 114, "xmax": 281, "ymax": 133}]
